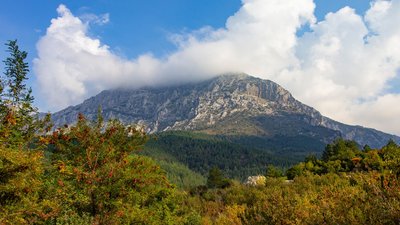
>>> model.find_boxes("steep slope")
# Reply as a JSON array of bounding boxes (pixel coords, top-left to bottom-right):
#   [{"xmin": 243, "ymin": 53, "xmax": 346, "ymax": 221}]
[{"xmin": 52, "ymin": 73, "xmax": 399, "ymax": 148}]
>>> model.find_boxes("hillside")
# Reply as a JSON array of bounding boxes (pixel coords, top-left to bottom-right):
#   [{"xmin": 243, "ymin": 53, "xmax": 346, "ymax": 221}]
[
  {"xmin": 52, "ymin": 73, "xmax": 400, "ymax": 149},
  {"xmin": 141, "ymin": 131, "xmax": 326, "ymax": 180}
]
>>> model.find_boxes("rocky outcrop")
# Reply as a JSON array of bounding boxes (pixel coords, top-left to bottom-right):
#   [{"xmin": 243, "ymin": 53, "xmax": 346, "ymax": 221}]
[{"xmin": 51, "ymin": 73, "xmax": 400, "ymax": 148}]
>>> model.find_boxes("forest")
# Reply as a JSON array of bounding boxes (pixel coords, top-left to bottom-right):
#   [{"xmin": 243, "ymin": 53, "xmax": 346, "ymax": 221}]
[{"xmin": 1, "ymin": 40, "xmax": 400, "ymax": 224}]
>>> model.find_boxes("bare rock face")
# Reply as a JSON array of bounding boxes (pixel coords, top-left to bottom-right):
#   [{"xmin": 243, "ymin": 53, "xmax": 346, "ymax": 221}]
[
  {"xmin": 244, "ymin": 175, "xmax": 266, "ymax": 186},
  {"xmin": 51, "ymin": 73, "xmax": 399, "ymax": 148}
]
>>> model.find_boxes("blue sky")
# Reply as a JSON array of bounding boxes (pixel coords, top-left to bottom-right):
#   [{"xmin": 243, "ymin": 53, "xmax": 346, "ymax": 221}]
[
  {"xmin": 1, "ymin": 0, "xmax": 399, "ymax": 135},
  {"xmin": 0, "ymin": 1, "xmax": 371, "ymax": 60},
  {"xmin": 0, "ymin": 1, "xmax": 241, "ymax": 61}
]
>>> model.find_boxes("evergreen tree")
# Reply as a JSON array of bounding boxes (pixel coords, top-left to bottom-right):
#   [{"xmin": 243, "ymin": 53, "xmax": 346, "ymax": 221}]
[
  {"xmin": 0, "ymin": 40, "xmax": 42, "ymax": 147},
  {"xmin": 3, "ymin": 40, "xmax": 32, "ymax": 106},
  {"xmin": 321, "ymin": 139, "xmax": 361, "ymax": 172},
  {"xmin": 0, "ymin": 40, "xmax": 52, "ymax": 224},
  {"xmin": 207, "ymin": 167, "xmax": 230, "ymax": 188},
  {"xmin": 265, "ymin": 164, "xmax": 283, "ymax": 178},
  {"xmin": 207, "ymin": 167, "xmax": 224, "ymax": 188}
]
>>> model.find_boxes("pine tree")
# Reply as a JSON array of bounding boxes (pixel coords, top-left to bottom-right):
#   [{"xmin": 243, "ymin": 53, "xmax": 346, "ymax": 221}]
[
  {"xmin": 3, "ymin": 40, "xmax": 32, "ymax": 106},
  {"xmin": 0, "ymin": 40, "xmax": 39, "ymax": 147},
  {"xmin": 207, "ymin": 167, "xmax": 231, "ymax": 188},
  {"xmin": 0, "ymin": 40, "xmax": 52, "ymax": 224}
]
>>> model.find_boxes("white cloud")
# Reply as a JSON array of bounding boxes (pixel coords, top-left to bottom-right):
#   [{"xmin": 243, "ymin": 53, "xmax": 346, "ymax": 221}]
[
  {"xmin": 80, "ymin": 12, "xmax": 110, "ymax": 25},
  {"xmin": 34, "ymin": 0, "xmax": 400, "ymax": 135},
  {"xmin": 349, "ymin": 94, "xmax": 400, "ymax": 135},
  {"xmin": 282, "ymin": 1, "xmax": 400, "ymax": 135}
]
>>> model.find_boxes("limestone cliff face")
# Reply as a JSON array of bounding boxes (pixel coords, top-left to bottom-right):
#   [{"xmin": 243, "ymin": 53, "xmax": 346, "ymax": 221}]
[{"xmin": 51, "ymin": 73, "xmax": 399, "ymax": 148}]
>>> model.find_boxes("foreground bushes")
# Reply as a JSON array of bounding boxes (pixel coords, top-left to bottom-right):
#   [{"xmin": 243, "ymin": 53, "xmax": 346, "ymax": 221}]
[
  {"xmin": 0, "ymin": 113, "xmax": 188, "ymax": 224},
  {"xmin": 182, "ymin": 172, "xmax": 400, "ymax": 225}
]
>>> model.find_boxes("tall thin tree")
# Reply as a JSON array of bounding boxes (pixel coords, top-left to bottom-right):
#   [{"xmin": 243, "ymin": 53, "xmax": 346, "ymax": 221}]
[{"xmin": 0, "ymin": 40, "xmax": 38, "ymax": 147}]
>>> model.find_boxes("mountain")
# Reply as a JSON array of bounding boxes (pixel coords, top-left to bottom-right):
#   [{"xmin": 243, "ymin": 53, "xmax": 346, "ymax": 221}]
[{"xmin": 52, "ymin": 73, "xmax": 399, "ymax": 149}]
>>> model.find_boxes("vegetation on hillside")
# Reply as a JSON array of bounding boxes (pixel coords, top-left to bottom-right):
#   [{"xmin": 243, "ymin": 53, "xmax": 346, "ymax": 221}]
[
  {"xmin": 182, "ymin": 138, "xmax": 400, "ymax": 224},
  {"xmin": 142, "ymin": 131, "xmax": 304, "ymax": 180},
  {"xmin": 1, "ymin": 40, "xmax": 400, "ymax": 224}
]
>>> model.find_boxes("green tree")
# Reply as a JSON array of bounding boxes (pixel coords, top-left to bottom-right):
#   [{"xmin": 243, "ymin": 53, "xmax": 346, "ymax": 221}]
[
  {"xmin": 3, "ymin": 40, "xmax": 31, "ymax": 105},
  {"xmin": 286, "ymin": 163, "xmax": 305, "ymax": 179},
  {"xmin": 0, "ymin": 40, "xmax": 43, "ymax": 148},
  {"xmin": 322, "ymin": 139, "xmax": 361, "ymax": 172},
  {"xmin": 381, "ymin": 140, "xmax": 400, "ymax": 177},
  {"xmin": 363, "ymin": 150, "xmax": 383, "ymax": 171},
  {"xmin": 46, "ymin": 114, "xmax": 181, "ymax": 224},
  {"xmin": 207, "ymin": 167, "xmax": 230, "ymax": 189},
  {"xmin": 0, "ymin": 40, "xmax": 52, "ymax": 224},
  {"xmin": 265, "ymin": 164, "xmax": 283, "ymax": 178}
]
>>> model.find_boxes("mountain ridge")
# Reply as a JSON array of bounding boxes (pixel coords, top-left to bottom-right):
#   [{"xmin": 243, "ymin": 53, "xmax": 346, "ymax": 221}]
[{"xmin": 51, "ymin": 73, "xmax": 400, "ymax": 148}]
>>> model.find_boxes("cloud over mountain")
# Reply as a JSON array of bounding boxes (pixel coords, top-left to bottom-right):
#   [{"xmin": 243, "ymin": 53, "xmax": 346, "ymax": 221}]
[{"xmin": 34, "ymin": 0, "xmax": 400, "ymax": 135}]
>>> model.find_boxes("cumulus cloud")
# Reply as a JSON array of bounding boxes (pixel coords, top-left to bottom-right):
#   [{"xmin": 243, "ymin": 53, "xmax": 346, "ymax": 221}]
[
  {"xmin": 34, "ymin": 0, "xmax": 400, "ymax": 135},
  {"xmin": 283, "ymin": 0, "xmax": 400, "ymax": 135}
]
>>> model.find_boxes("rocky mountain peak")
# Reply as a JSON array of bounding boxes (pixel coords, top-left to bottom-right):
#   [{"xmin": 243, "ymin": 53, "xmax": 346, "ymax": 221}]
[
  {"xmin": 51, "ymin": 73, "xmax": 399, "ymax": 148},
  {"xmin": 208, "ymin": 73, "xmax": 294, "ymax": 104}
]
